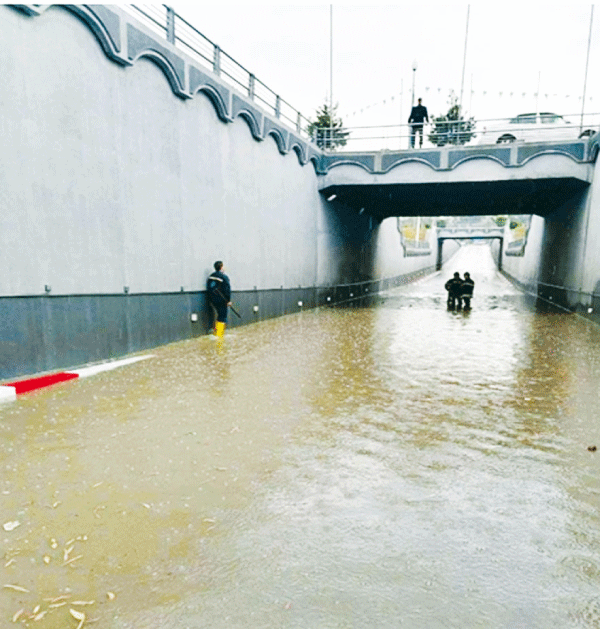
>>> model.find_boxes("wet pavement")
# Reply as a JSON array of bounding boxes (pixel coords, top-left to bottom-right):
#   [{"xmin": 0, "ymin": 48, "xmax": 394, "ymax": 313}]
[{"xmin": 2, "ymin": 243, "xmax": 600, "ymax": 628}]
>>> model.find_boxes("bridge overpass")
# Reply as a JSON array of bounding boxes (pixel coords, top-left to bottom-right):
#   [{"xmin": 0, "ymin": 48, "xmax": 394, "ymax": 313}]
[{"xmin": 317, "ymin": 140, "xmax": 598, "ymax": 219}]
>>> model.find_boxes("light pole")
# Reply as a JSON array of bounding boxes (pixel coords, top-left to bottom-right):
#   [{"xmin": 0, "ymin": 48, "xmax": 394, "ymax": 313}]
[
  {"xmin": 410, "ymin": 61, "xmax": 418, "ymax": 150},
  {"xmin": 412, "ymin": 61, "xmax": 420, "ymax": 238},
  {"xmin": 329, "ymin": 4, "xmax": 333, "ymax": 150},
  {"xmin": 399, "ymin": 78, "xmax": 403, "ymax": 150},
  {"xmin": 580, "ymin": 5, "xmax": 594, "ymax": 133},
  {"xmin": 459, "ymin": 5, "xmax": 470, "ymax": 115},
  {"xmin": 411, "ymin": 60, "xmax": 418, "ymax": 107}
]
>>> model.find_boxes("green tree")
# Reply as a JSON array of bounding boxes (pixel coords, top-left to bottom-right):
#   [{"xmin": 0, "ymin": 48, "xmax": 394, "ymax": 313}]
[
  {"xmin": 428, "ymin": 93, "xmax": 475, "ymax": 147},
  {"xmin": 307, "ymin": 103, "xmax": 349, "ymax": 150}
]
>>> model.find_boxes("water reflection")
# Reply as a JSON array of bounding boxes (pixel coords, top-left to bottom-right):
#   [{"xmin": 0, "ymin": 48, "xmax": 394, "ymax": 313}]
[{"xmin": 2, "ymin": 244, "xmax": 600, "ymax": 627}]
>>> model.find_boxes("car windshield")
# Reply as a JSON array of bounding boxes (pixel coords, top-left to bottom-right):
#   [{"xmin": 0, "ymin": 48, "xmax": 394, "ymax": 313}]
[
  {"xmin": 510, "ymin": 114, "xmax": 537, "ymax": 124},
  {"xmin": 540, "ymin": 113, "xmax": 565, "ymax": 123}
]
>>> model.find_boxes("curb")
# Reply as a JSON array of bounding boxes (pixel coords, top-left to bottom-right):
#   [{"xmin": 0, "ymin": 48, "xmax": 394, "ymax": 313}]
[{"xmin": 0, "ymin": 355, "xmax": 155, "ymax": 403}]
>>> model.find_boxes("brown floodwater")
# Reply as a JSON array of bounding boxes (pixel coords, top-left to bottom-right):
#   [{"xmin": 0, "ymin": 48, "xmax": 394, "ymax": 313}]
[{"xmin": 2, "ymin": 243, "xmax": 600, "ymax": 628}]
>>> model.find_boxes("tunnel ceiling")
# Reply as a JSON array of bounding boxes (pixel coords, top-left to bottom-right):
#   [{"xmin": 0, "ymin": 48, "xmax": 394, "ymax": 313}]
[{"xmin": 320, "ymin": 177, "xmax": 590, "ymax": 219}]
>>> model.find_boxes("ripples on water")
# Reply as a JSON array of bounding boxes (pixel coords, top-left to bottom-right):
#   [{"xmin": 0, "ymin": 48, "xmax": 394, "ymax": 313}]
[{"xmin": 2, "ymin": 244, "xmax": 600, "ymax": 628}]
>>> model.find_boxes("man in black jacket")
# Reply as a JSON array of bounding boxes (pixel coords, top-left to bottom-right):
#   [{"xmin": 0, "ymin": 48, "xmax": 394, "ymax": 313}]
[
  {"xmin": 445, "ymin": 272, "xmax": 463, "ymax": 310},
  {"xmin": 461, "ymin": 272, "xmax": 475, "ymax": 310},
  {"xmin": 408, "ymin": 97, "xmax": 429, "ymax": 148},
  {"xmin": 206, "ymin": 260, "xmax": 231, "ymax": 338}
]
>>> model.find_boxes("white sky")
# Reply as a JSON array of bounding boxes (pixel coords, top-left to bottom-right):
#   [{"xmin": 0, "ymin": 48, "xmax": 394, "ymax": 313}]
[{"xmin": 145, "ymin": 2, "xmax": 599, "ymax": 145}]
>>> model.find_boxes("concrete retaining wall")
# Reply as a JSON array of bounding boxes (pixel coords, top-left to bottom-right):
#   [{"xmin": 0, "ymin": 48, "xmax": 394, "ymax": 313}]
[
  {"xmin": 498, "ymin": 157, "xmax": 600, "ymax": 324},
  {"xmin": 0, "ymin": 6, "xmax": 438, "ymax": 380}
]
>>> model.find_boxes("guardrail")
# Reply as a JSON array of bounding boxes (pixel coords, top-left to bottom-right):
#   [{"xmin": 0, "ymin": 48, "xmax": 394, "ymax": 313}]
[
  {"xmin": 320, "ymin": 112, "xmax": 600, "ymax": 152},
  {"xmin": 122, "ymin": 4, "xmax": 313, "ymax": 137}
]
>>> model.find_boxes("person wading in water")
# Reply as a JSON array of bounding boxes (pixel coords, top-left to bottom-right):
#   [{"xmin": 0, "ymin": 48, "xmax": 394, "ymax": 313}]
[
  {"xmin": 445, "ymin": 272, "xmax": 463, "ymax": 310},
  {"xmin": 461, "ymin": 272, "xmax": 475, "ymax": 310},
  {"xmin": 206, "ymin": 260, "xmax": 231, "ymax": 338}
]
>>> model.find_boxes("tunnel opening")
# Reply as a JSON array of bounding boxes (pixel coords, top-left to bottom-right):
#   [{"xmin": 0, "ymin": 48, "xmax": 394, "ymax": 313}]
[{"xmin": 436, "ymin": 236, "xmax": 504, "ymax": 271}]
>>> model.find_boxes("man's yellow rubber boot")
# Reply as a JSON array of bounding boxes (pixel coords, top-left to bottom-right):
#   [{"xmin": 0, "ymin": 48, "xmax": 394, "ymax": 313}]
[{"xmin": 215, "ymin": 321, "xmax": 225, "ymax": 338}]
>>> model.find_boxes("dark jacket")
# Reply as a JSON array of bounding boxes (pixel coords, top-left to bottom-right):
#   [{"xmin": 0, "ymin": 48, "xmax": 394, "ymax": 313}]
[
  {"xmin": 409, "ymin": 104, "xmax": 429, "ymax": 124},
  {"xmin": 461, "ymin": 277, "xmax": 475, "ymax": 297},
  {"xmin": 445, "ymin": 277, "xmax": 462, "ymax": 297},
  {"xmin": 207, "ymin": 270, "xmax": 231, "ymax": 304}
]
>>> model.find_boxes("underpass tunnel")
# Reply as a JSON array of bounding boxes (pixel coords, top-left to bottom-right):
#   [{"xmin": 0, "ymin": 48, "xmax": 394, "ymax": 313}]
[
  {"xmin": 319, "ymin": 178, "xmax": 590, "ymax": 221},
  {"xmin": 391, "ymin": 240, "xmax": 520, "ymax": 311},
  {"xmin": 436, "ymin": 236, "xmax": 504, "ymax": 271}
]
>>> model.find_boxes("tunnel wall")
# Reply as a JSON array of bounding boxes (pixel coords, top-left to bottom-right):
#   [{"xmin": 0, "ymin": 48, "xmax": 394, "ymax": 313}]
[
  {"xmin": 0, "ymin": 6, "xmax": 437, "ymax": 380},
  {"xmin": 493, "ymin": 216, "xmax": 544, "ymax": 294},
  {"xmin": 499, "ymin": 157, "xmax": 600, "ymax": 324}
]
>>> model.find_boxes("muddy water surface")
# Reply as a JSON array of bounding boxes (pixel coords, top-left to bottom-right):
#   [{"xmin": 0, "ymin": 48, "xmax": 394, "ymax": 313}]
[{"xmin": 2, "ymin": 244, "xmax": 600, "ymax": 628}]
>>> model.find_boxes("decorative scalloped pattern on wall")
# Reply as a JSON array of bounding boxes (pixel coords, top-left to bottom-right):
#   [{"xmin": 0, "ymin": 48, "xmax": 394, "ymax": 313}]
[
  {"xmin": 321, "ymin": 142, "xmax": 591, "ymax": 175},
  {"xmin": 189, "ymin": 66, "xmax": 230, "ymax": 121},
  {"xmin": 447, "ymin": 149, "xmax": 510, "ymax": 170},
  {"xmin": 126, "ymin": 24, "xmax": 187, "ymax": 97},
  {"xmin": 68, "ymin": 5, "xmax": 123, "ymax": 56},
  {"xmin": 517, "ymin": 143, "xmax": 585, "ymax": 165},
  {"xmin": 10, "ymin": 4, "xmax": 319, "ymax": 167},
  {"xmin": 382, "ymin": 152, "xmax": 441, "ymax": 172}
]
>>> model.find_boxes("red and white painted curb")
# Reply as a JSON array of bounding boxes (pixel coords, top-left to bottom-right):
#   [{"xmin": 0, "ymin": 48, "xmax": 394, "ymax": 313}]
[{"xmin": 0, "ymin": 355, "xmax": 154, "ymax": 403}]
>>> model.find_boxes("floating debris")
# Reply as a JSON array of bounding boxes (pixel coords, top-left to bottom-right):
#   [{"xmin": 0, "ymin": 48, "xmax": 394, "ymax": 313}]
[
  {"xmin": 64, "ymin": 546, "xmax": 74, "ymax": 562},
  {"xmin": 588, "ymin": 445, "xmax": 597, "ymax": 452},
  {"xmin": 3, "ymin": 584, "xmax": 30, "ymax": 593},
  {"xmin": 64, "ymin": 554, "xmax": 83, "ymax": 566},
  {"xmin": 43, "ymin": 556, "xmax": 51, "ymax": 564},
  {"xmin": 50, "ymin": 539, "xmax": 58, "ymax": 549},
  {"xmin": 5, "ymin": 559, "xmax": 15, "ymax": 568},
  {"xmin": 69, "ymin": 608, "xmax": 86, "ymax": 629},
  {"xmin": 3, "ymin": 521, "xmax": 20, "ymax": 532},
  {"xmin": 106, "ymin": 592, "xmax": 116, "ymax": 601},
  {"xmin": 12, "ymin": 609, "xmax": 24, "ymax": 622},
  {"xmin": 45, "ymin": 594, "xmax": 71, "ymax": 603}
]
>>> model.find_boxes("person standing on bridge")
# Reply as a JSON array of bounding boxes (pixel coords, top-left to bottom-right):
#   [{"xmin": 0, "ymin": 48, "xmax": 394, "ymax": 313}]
[
  {"xmin": 461, "ymin": 272, "xmax": 475, "ymax": 310},
  {"xmin": 408, "ymin": 97, "xmax": 429, "ymax": 148},
  {"xmin": 207, "ymin": 261, "xmax": 231, "ymax": 338},
  {"xmin": 445, "ymin": 272, "xmax": 463, "ymax": 310}
]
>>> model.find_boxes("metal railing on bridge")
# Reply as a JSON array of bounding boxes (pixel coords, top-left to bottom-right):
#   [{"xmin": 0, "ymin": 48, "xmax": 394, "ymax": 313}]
[
  {"xmin": 122, "ymin": 4, "xmax": 313, "ymax": 138},
  {"xmin": 315, "ymin": 112, "xmax": 600, "ymax": 153}
]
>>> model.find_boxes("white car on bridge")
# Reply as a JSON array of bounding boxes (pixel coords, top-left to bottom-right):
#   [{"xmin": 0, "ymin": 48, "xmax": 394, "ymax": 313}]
[{"xmin": 477, "ymin": 112, "xmax": 597, "ymax": 145}]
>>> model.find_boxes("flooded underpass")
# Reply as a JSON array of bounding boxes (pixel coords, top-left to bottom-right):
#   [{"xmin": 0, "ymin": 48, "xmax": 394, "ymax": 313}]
[{"xmin": 3, "ymin": 243, "xmax": 600, "ymax": 628}]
